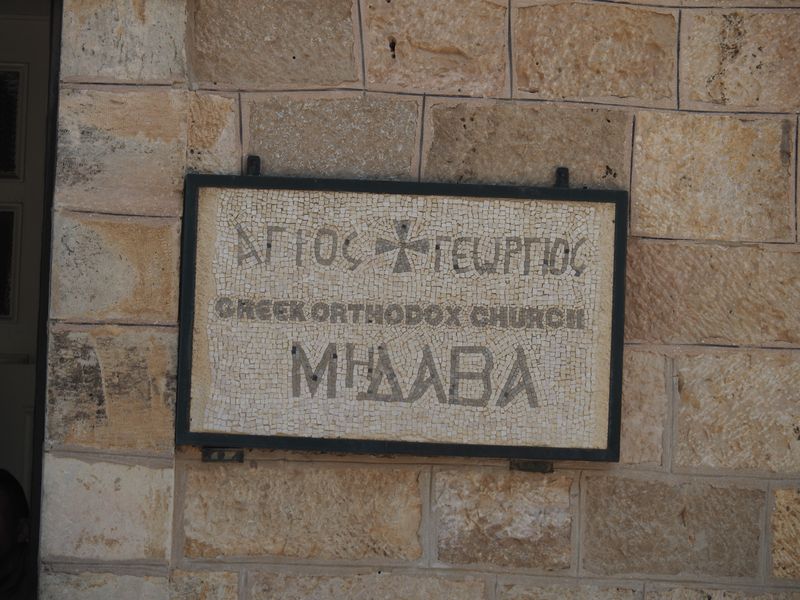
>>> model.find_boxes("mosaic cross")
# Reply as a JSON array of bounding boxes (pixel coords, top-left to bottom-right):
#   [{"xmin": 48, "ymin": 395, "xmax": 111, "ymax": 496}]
[{"xmin": 375, "ymin": 220, "xmax": 430, "ymax": 273}]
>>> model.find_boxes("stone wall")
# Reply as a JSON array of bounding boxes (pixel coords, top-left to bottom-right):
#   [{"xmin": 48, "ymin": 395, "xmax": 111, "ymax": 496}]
[{"xmin": 41, "ymin": 0, "xmax": 799, "ymax": 598}]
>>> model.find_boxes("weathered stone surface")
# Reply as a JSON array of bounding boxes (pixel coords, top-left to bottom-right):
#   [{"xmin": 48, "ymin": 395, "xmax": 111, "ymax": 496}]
[
  {"xmin": 620, "ymin": 348, "xmax": 667, "ymax": 466},
  {"xmin": 50, "ymin": 212, "xmax": 180, "ymax": 323},
  {"xmin": 772, "ymin": 488, "xmax": 800, "ymax": 580},
  {"xmin": 182, "ymin": 462, "xmax": 422, "ymax": 560},
  {"xmin": 633, "ymin": 112, "xmax": 794, "ymax": 242},
  {"xmin": 514, "ymin": 2, "xmax": 676, "ymax": 106},
  {"xmin": 188, "ymin": 92, "xmax": 240, "ymax": 175},
  {"xmin": 434, "ymin": 469, "xmax": 573, "ymax": 569},
  {"xmin": 41, "ymin": 455, "xmax": 172, "ymax": 560},
  {"xmin": 170, "ymin": 570, "xmax": 238, "ymax": 600},
  {"xmin": 40, "ymin": 571, "xmax": 169, "ymax": 600},
  {"xmin": 680, "ymin": 11, "xmax": 800, "ymax": 112},
  {"xmin": 245, "ymin": 93, "xmax": 420, "ymax": 180},
  {"xmin": 61, "ymin": 0, "xmax": 185, "ymax": 83},
  {"xmin": 612, "ymin": 0, "xmax": 800, "ymax": 5},
  {"xmin": 423, "ymin": 100, "xmax": 631, "ymax": 189},
  {"xmin": 46, "ymin": 324, "xmax": 176, "ymax": 455},
  {"xmin": 56, "ymin": 88, "xmax": 187, "ymax": 217},
  {"xmin": 647, "ymin": 588, "xmax": 800, "ymax": 599},
  {"xmin": 675, "ymin": 350, "xmax": 800, "ymax": 474},
  {"xmin": 583, "ymin": 474, "xmax": 764, "ymax": 577},
  {"xmin": 626, "ymin": 240, "xmax": 800, "ymax": 347},
  {"xmin": 249, "ymin": 572, "xmax": 486, "ymax": 599},
  {"xmin": 188, "ymin": 0, "xmax": 359, "ymax": 89},
  {"xmin": 500, "ymin": 583, "xmax": 640, "ymax": 600},
  {"xmin": 363, "ymin": 0, "xmax": 508, "ymax": 96}
]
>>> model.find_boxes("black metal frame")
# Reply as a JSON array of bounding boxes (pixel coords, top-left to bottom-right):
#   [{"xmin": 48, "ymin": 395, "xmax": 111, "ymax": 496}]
[{"xmin": 177, "ymin": 175, "xmax": 627, "ymax": 462}]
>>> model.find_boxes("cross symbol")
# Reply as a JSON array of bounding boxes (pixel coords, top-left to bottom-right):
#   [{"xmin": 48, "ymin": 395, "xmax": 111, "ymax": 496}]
[{"xmin": 375, "ymin": 220, "xmax": 430, "ymax": 273}]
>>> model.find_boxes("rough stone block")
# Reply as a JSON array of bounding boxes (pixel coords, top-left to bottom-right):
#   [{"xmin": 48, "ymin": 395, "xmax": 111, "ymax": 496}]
[
  {"xmin": 170, "ymin": 570, "xmax": 238, "ymax": 600},
  {"xmin": 500, "ymin": 583, "xmax": 641, "ymax": 600},
  {"xmin": 41, "ymin": 455, "xmax": 173, "ymax": 561},
  {"xmin": 363, "ymin": 0, "xmax": 508, "ymax": 96},
  {"xmin": 772, "ymin": 488, "xmax": 800, "ymax": 580},
  {"xmin": 625, "ymin": 240, "xmax": 800, "ymax": 347},
  {"xmin": 182, "ymin": 462, "xmax": 422, "ymax": 560},
  {"xmin": 513, "ymin": 2, "xmax": 676, "ymax": 106},
  {"xmin": 188, "ymin": 0, "xmax": 359, "ymax": 89},
  {"xmin": 39, "ymin": 571, "xmax": 169, "ymax": 600},
  {"xmin": 633, "ymin": 112, "xmax": 795, "ymax": 242},
  {"xmin": 620, "ymin": 348, "xmax": 667, "ymax": 466},
  {"xmin": 423, "ymin": 100, "xmax": 631, "ymax": 189},
  {"xmin": 188, "ymin": 92, "xmax": 241, "ymax": 175},
  {"xmin": 248, "ymin": 572, "xmax": 486, "ymax": 599},
  {"xmin": 50, "ymin": 212, "xmax": 180, "ymax": 324},
  {"xmin": 680, "ymin": 11, "xmax": 800, "ymax": 112},
  {"xmin": 61, "ymin": 0, "xmax": 186, "ymax": 83},
  {"xmin": 245, "ymin": 93, "xmax": 420, "ymax": 180},
  {"xmin": 434, "ymin": 469, "xmax": 573, "ymax": 569},
  {"xmin": 55, "ymin": 88, "xmax": 187, "ymax": 217},
  {"xmin": 46, "ymin": 324, "xmax": 176, "ymax": 455},
  {"xmin": 675, "ymin": 350, "xmax": 800, "ymax": 474},
  {"xmin": 582, "ymin": 474, "xmax": 764, "ymax": 577},
  {"xmin": 647, "ymin": 588, "xmax": 800, "ymax": 599}
]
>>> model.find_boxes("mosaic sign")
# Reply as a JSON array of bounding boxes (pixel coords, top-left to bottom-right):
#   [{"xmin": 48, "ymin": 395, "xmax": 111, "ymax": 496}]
[{"xmin": 177, "ymin": 177, "xmax": 627, "ymax": 460}]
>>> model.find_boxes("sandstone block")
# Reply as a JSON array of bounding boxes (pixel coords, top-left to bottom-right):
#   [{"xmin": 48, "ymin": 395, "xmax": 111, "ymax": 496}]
[
  {"xmin": 625, "ymin": 240, "xmax": 800, "ymax": 347},
  {"xmin": 363, "ymin": 0, "xmax": 508, "ymax": 96},
  {"xmin": 188, "ymin": 0, "xmax": 359, "ymax": 89},
  {"xmin": 633, "ymin": 112, "xmax": 794, "ymax": 242},
  {"xmin": 582, "ymin": 474, "xmax": 764, "ymax": 577},
  {"xmin": 182, "ymin": 462, "xmax": 422, "ymax": 560},
  {"xmin": 50, "ymin": 212, "xmax": 180, "ymax": 324},
  {"xmin": 245, "ymin": 93, "xmax": 420, "ymax": 180},
  {"xmin": 675, "ymin": 350, "xmax": 800, "ymax": 474},
  {"xmin": 647, "ymin": 587, "xmax": 800, "ymax": 599},
  {"xmin": 500, "ymin": 583, "xmax": 640, "ymax": 599},
  {"xmin": 55, "ymin": 88, "xmax": 187, "ymax": 217},
  {"xmin": 188, "ymin": 92, "xmax": 241, "ymax": 175},
  {"xmin": 772, "ymin": 488, "xmax": 800, "ymax": 580},
  {"xmin": 513, "ymin": 2, "xmax": 676, "ymax": 106},
  {"xmin": 61, "ymin": 0, "xmax": 185, "ymax": 83},
  {"xmin": 46, "ymin": 324, "xmax": 176, "ymax": 455},
  {"xmin": 423, "ymin": 100, "xmax": 631, "ymax": 188},
  {"xmin": 40, "ymin": 455, "xmax": 172, "ymax": 561},
  {"xmin": 248, "ymin": 572, "xmax": 486, "ymax": 599},
  {"xmin": 681, "ymin": 11, "xmax": 800, "ymax": 112},
  {"xmin": 434, "ymin": 469, "xmax": 573, "ymax": 569},
  {"xmin": 170, "ymin": 570, "xmax": 238, "ymax": 600},
  {"xmin": 620, "ymin": 348, "xmax": 667, "ymax": 466},
  {"xmin": 40, "ymin": 571, "xmax": 169, "ymax": 600}
]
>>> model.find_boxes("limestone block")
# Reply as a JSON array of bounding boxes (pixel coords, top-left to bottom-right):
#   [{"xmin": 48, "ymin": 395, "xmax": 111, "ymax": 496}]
[
  {"xmin": 772, "ymin": 488, "xmax": 800, "ymax": 580},
  {"xmin": 625, "ymin": 240, "xmax": 800, "ymax": 347},
  {"xmin": 40, "ymin": 455, "xmax": 173, "ymax": 561},
  {"xmin": 500, "ymin": 583, "xmax": 641, "ymax": 599},
  {"xmin": 620, "ymin": 349, "xmax": 667, "ymax": 466},
  {"xmin": 182, "ymin": 462, "xmax": 422, "ymax": 560},
  {"xmin": 633, "ymin": 112, "xmax": 794, "ymax": 242},
  {"xmin": 423, "ymin": 100, "xmax": 631, "ymax": 189},
  {"xmin": 61, "ymin": 0, "xmax": 186, "ymax": 83},
  {"xmin": 245, "ymin": 93, "xmax": 420, "ymax": 180},
  {"xmin": 50, "ymin": 212, "xmax": 180, "ymax": 324},
  {"xmin": 249, "ymin": 572, "xmax": 486, "ymax": 599},
  {"xmin": 188, "ymin": 92, "xmax": 240, "ymax": 175},
  {"xmin": 647, "ymin": 588, "xmax": 800, "ymax": 599},
  {"xmin": 434, "ymin": 469, "xmax": 573, "ymax": 569},
  {"xmin": 39, "ymin": 571, "xmax": 169, "ymax": 600},
  {"xmin": 188, "ymin": 0, "xmax": 359, "ymax": 89},
  {"xmin": 681, "ymin": 11, "xmax": 800, "ymax": 112},
  {"xmin": 170, "ymin": 570, "xmax": 238, "ymax": 600},
  {"xmin": 363, "ymin": 0, "xmax": 508, "ymax": 96},
  {"xmin": 582, "ymin": 474, "xmax": 764, "ymax": 577},
  {"xmin": 675, "ymin": 351, "xmax": 800, "ymax": 474},
  {"xmin": 55, "ymin": 88, "xmax": 187, "ymax": 217},
  {"xmin": 513, "ymin": 2, "xmax": 676, "ymax": 106},
  {"xmin": 46, "ymin": 324, "xmax": 176, "ymax": 455}
]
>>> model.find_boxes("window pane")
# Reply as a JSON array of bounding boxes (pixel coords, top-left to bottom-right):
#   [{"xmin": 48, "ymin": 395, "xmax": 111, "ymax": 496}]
[{"xmin": 0, "ymin": 70, "xmax": 20, "ymax": 177}]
